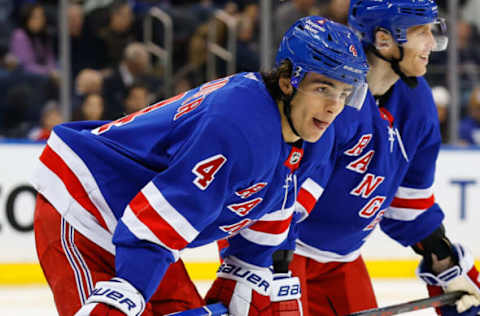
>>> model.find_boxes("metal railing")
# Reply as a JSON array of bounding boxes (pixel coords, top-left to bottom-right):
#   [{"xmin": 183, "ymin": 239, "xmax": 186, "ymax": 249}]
[
  {"xmin": 143, "ymin": 7, "xmax": 173, "ymax": 97},
  {"xmin": 206, "ymin": 10, "xmax": 238, "ymax": 81}
]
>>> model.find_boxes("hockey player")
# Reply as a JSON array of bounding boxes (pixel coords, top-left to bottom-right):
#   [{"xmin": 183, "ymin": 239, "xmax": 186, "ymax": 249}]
[
  {"xmin": 286, "ymin": 1, "xmax": 480, "ymax": 316},
  {"xmin": 31, "ymin": 17, "xmax": 369, "ymax": 316}
]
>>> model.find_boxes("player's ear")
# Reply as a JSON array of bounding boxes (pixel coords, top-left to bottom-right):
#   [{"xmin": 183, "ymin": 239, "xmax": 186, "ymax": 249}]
[
  {"xmin": 279, "ymin": 76, "xmax": 293, "ymax": 97},
  {"xmin": 374, "ymin": 28, "xmax": 395, "ymax": 50}
]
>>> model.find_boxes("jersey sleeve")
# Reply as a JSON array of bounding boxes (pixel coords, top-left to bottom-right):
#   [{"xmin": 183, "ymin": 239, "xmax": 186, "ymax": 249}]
[
  {"xmin": 380, "ymin": 112, "xmax": 445, "ymax": 246},
  {"xmin": 112, "ymin": 115, "xmax": 254, "ymax": 300},
  {"xmin": 221, "ymin": 202, "xmax": 301, "ymax": 267}
]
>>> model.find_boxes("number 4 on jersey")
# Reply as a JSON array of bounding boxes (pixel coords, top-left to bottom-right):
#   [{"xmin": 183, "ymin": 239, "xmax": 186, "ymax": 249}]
[{"xmin": 192, "ymin": 154, "xmax": 227, "ymax": 190}]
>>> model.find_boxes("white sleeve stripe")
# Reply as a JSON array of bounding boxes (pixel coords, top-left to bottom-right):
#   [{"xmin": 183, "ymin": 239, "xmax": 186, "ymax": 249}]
[
  {"xmin": 142, "ymin": 182, "xmax": 199, "ymax": 243},
  {"xmin": 47, "ymin": 131, "xmax": 117, "ymax": 233},
  {"xmin": 255, "ymin": 204, "xmax": 295, "ymax": 221},
  {"xmin": 239, "ymin": 228, "xmax": 290, "ymax": 246},
  {"xmin": 301, "ymin": 178, "xmax": 324, "ymax": 200},
  {"xmin": 32, "ymin": 163, "xmax": 116, "ymax": 254},
  {"xmin": 383, "ymin": 207, "xmax": 428, "ymax": 221},
  {"xmin": 122, "ymin": 206, "xmax": 179, "ymax": 261},
  {"xmin": 395, "ymin": 186, "xmax": 434, "ymax": 199}
]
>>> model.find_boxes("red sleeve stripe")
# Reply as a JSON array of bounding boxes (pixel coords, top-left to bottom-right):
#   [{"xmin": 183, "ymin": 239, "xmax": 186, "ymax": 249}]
[
  {"xmin": 141, "ymin": 182, "xmax": 198, "ymax": 241},
  {"xmin": 39, "ymin": 145, "xmax": 109, "ymax": 231},
  {"xmin": 297, "ymin": 178, "xmax": 324, "ymax": 213},
  {"xmin": 297, "ymin": 188, "xmax": 316, "ymax": 213},
  {"xmin": 248, "ymin": 215, "xmax": 293, "ymax": 235},
  {"xmin": 390, "ymin": 195, "xmax": 435, "ymax": 210},
  {"xmin": 128, "ymin": 189, "xmax": 191, "ymax": 250}
]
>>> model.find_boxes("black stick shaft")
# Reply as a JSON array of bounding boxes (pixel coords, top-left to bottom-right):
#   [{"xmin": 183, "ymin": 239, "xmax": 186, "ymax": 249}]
[{"xmin": 346, "ymin": 291, "xmax": 466, "ymax": 316}]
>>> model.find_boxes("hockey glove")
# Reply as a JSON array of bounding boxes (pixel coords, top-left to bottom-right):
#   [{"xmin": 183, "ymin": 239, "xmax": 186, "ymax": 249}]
[
  {"xmin": 417, "ymin": 244, "xmax": 480, "ymax": 315},
  {"xmin": 74, "ymin": 277, "xmax": 146, "ymax": 316},
  {"xmin": 205, "ymin": 256, "xmax": 302, "ymax": 315},
  {"xmin": 270, "ymin": 272, "xmax": 303, "ymax": 315}
]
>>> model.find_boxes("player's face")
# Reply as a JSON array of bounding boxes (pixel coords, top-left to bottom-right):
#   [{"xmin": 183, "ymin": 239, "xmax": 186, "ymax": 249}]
[
  {"xmin": 290, "ymin": 72, "xmax": 352, "ymax": 142},
  {"xmin": 399, "ymin": 24, "xmax": 436, "ymax": 77}
]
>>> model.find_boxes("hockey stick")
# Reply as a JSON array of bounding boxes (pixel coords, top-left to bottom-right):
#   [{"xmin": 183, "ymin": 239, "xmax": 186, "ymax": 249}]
[
  {"xmin": 347, "ymin": 291, "xmax": 466, "ymax": 316},
  {"xmin": 167, "ymin": 303, "xmax": 229, "ymax": 315}
]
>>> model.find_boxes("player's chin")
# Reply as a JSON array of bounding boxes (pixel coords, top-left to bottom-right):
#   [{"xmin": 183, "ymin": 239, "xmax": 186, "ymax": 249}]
[
  {"xmin": 411, "ymin": 62, "xmax": 428, "ymax": 77},
  {"xmin": 302, "ymin": 129, "xmax": 325, "ymax": 143}
]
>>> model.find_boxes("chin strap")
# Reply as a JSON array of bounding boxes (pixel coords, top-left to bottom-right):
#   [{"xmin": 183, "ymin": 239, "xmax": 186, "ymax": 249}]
[
  {"xmin": 367, "ymin": 44, "xmax": 418, "ymax": 88},
  {"xmin": 282, "ymin": 89, "xmax": 300, "ymax": 138}
]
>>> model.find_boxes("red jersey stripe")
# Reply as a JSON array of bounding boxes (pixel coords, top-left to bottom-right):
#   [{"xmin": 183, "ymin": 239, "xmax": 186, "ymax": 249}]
[
  {"xmin": 297, "ymin": 188, "xmax": 317, "ymax": 213},
  {"xmin": 129, "ymin": 192, "xmax": 189, "ymax": 250},
  {"xmin": 248, "ymin": 215, "xmax": 292, "ymax": 234},
  {"xmin": 390, "ymin": 195, "xmax": 435, "ymax": 210},
  {"xmin": 39, "ymin": 145, "xmax": 109, "ymax": 231}
]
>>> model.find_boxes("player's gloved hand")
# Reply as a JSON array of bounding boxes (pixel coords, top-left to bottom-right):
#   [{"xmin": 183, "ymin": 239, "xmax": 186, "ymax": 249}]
[
  {"xmin": 417, "ymin": 244, "xmax": 480, "ymax": 315},
  {"xmin": 270, "ymin": 272, "xmax": 303, "ymax": 315},
  {"xmin": 74, "ymin": 277, "xmax": 146, "ymax": 316},
  {"xmin": 205, "ymin": 256, "xmax": 273, "ymax": 315}
]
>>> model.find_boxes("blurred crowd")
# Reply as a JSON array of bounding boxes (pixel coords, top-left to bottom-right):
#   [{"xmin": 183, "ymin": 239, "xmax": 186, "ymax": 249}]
[{"xmin": 0, "ymin": 0, "xmax": 479, "ymax": 146}]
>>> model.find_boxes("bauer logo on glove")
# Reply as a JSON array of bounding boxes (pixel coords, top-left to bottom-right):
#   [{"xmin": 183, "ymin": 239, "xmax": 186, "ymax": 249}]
[{"xmin": 217, "ymin": 260, "xmax": 271, "ymax": 294}]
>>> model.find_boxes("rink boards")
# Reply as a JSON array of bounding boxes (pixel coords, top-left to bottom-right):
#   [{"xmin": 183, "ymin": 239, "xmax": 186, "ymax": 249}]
[{"xmin": 0, "ymin": 142, "xmax": 479, "ymax": 284}]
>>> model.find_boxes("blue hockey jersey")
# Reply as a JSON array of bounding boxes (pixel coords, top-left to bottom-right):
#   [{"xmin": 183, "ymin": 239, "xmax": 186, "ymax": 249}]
[
  {"xmin": 31, "ymin": 72, "xmax": 335, "ymax": 300},
  {"xmin": 294, "ymin": 77, "xmax": 445, "ymax": 262}
]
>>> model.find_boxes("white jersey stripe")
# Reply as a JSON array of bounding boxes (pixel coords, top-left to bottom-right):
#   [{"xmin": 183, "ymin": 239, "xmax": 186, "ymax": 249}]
[
  {"xmin": 47, "ymin": 132, "xmax": 117, "ymax": 233},
  {"xmin": 122, "ymin": 206, "xmax": 180, "ymax": 261},
  {"xmin": 33, "ymin": 162, "xmax": 116, "ymax": 254},
  {"xmin": 141, "ymin": 182, "xmax": 199, "ymax": 243},
  {"xmin": 383, "ymin": 206, "xmax": 428, "ymax": 221},
  {"xmin": 240, "ymin": 226, "xmax": 290, "ymax": 246},
  {"xmin": 256, "ymin": 204, "xmax": 295, "ymax": 221},
  {"xmin": 301, "ymin": 178, "xmax": 324, "ymax": 200},
  {"xmin": 395, "ymin": 186, "xmax": 434, "ymax": 200},
  {"xmin": 295, "ymin": 239, "xmax": 361, "ymax": 263}
]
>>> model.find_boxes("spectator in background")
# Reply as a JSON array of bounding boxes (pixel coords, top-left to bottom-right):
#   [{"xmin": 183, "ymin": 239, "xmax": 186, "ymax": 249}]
[
  {"xmin": 274, "ymin": 0, "xmax": 320, "ymax": 52},
  {"xmin": 235, "ymin": 13, "xmax": 259, "ymax": 72},
  {"xmin": 73, "ymin": 93, "xmax": 105, "ymax": 121},
  {"xmin": 432, "ymin": 86, "xmax": 451, "ymax": 143},
  {"xmin": 459, "ymin": 86, "xmax": 480, "ymax": 145},
  {"xmin": 1, "ymin": 83, "xmax": 31, "ymax": 137},
  {"xmin": 318, "ymin": 0, "xmax": 349, "ymax": 25},
  {"xmin": 461, "ymin": 0, "xmax": 480, "ymax": 34},
  {"xmin": 103, "ymin": 42, "xmax": 161, "ymax": 119},
  {"xmin": 96, "ymin": 0, "xmax": 135, "ymax": 71},
  {"xmin": 124, "ymin": 81, "xmax": 152, "ymax": 114},
  {"xmin": 73, "ymin": 68, "xmax": 104, "ymax": 109},
  {"xmin": 68, "ymin": 3, "xmax": 103, "ymax": 77},
  {"xmin": 427, "ymin": 18, "xmax": 480, "ymax": 103},
  {"xmin": 9, "ymin": 3, "xmax": 57, "ymax": 77},
  {"xmin": 173, "ymin": 75, "xmax": 193, "ymax": 95},
  {"xmin": 28, "ymin": 100, "xmax": 64, "ymax": 141}
]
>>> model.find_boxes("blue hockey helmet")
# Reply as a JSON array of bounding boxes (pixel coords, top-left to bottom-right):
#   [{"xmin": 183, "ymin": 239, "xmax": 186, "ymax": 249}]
[
  {"xmin": 349, "ymin": 0, "xmax": 448, "ymax": 51},
  {"xmin": 275, "ymin": 16, "xmax": 369, "ymax": 109}
]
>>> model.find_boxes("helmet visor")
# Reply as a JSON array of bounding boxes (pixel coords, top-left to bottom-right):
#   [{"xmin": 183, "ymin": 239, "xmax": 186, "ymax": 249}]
[
  {"xmin": 346, "ymin": 82, "xmax": 368, "ymax": 110},
  {"xmin": 432, "ymin": 18, "xmax": 448, "ymax": 52}
]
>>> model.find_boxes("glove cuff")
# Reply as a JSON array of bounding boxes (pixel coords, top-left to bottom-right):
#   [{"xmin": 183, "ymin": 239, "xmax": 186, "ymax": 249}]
[
  {"xmin": 85, "ymin": 277, "xmax": 146, "ymax": 316},
  {"xmin": 416, "ymin": 244, "xmax": 475, "ymax": 287},
  {"xmin": 270, "ymin": 273, "xmax": 301, "ymax": 302},
  {"xmin": 217, "ymin": 256, "xmax": 273, "ymax": 296}
]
